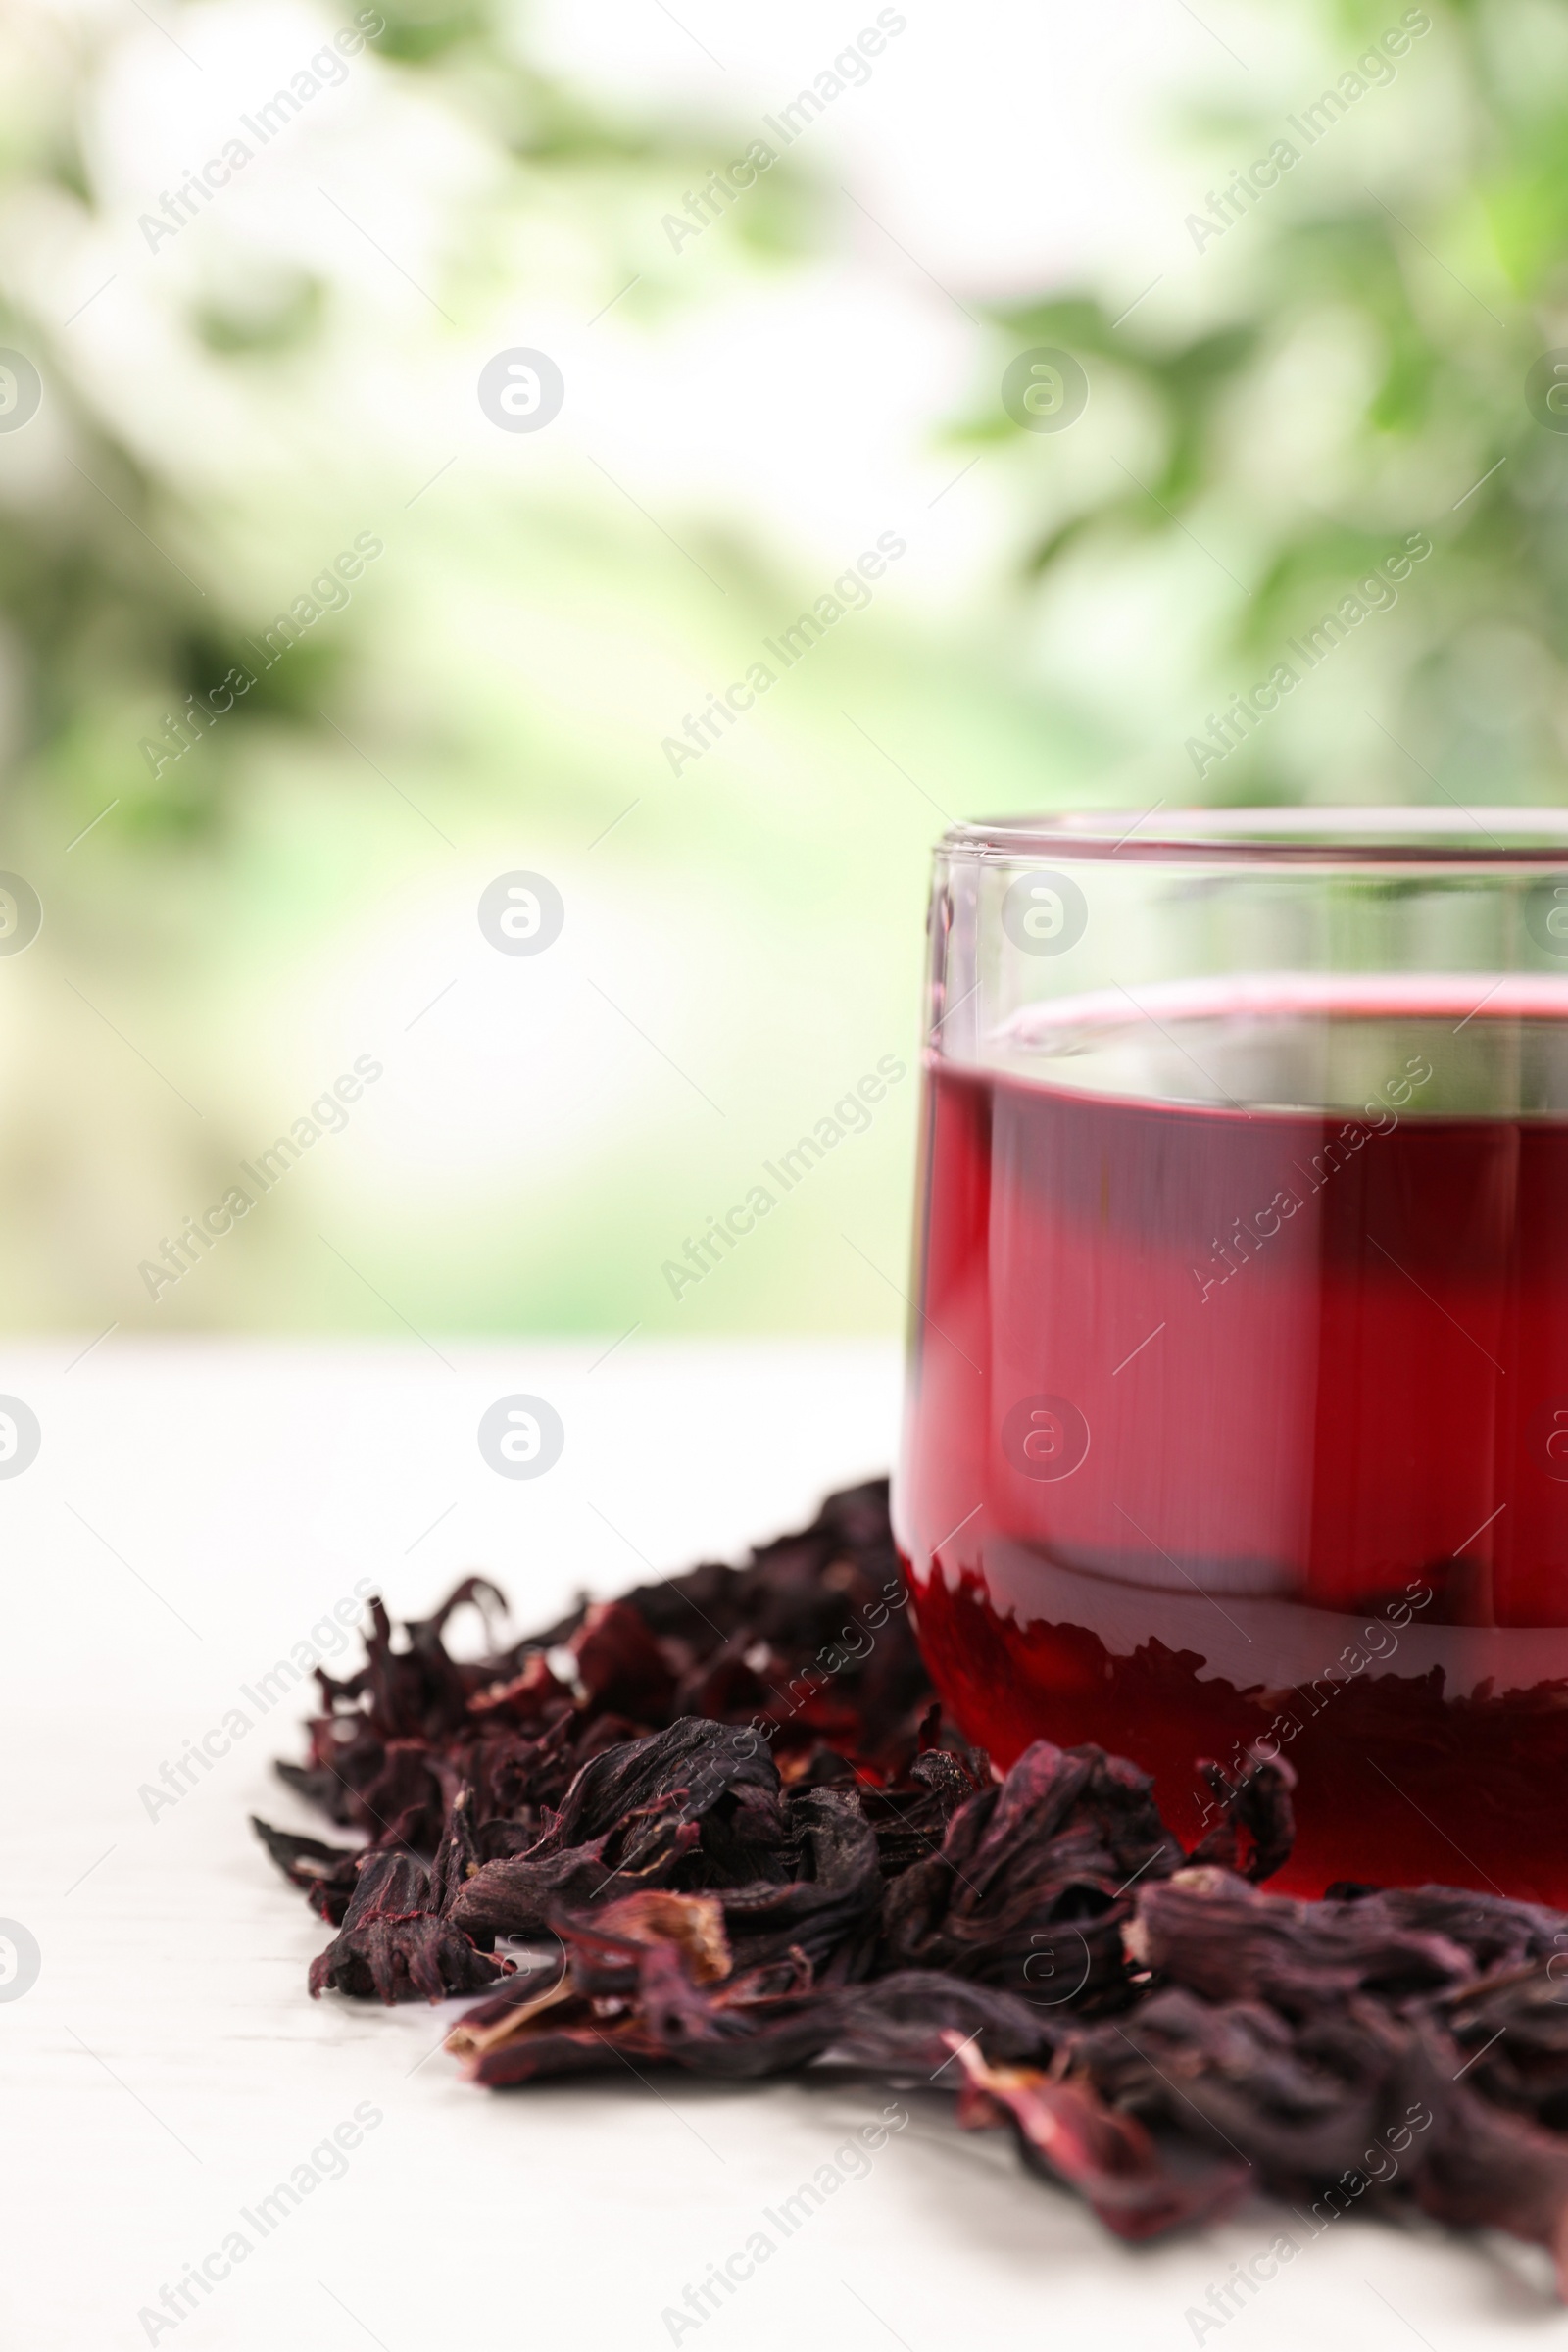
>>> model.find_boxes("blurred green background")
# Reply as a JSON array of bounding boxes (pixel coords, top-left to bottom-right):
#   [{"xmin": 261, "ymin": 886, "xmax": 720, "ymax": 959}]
[{"xmin": 0, "ymin": 0, "xmax": 1560, "ymax": 1337}]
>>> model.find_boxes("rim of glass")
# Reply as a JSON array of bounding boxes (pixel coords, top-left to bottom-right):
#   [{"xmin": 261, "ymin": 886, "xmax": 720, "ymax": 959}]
[{"xmin": 943, "ymin": 806, "xmax": 1568, "ymax": 865}]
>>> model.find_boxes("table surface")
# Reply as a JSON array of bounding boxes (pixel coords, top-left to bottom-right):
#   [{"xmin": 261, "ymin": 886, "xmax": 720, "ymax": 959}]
[{"xmin": 5, "ymin": 1338, "xmax": 1564, "ymax": 2351}]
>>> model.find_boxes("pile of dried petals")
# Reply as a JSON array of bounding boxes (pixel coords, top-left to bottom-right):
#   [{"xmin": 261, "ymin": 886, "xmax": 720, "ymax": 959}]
[{"xmin": 254, "ymin": 1480, "xmax": 1568, "ymax": 2286}]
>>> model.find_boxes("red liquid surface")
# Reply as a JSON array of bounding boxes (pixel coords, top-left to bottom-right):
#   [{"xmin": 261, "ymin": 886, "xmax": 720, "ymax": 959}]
[{"xmin": 896, "ymin": 991, "xmax": 1568, "ymax": 1899}]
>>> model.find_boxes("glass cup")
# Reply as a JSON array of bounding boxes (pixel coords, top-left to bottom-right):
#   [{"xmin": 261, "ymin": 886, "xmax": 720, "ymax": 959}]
[{"xmin": 894, "ymin": 808, "xmax": 1568, "ymax": 1900}]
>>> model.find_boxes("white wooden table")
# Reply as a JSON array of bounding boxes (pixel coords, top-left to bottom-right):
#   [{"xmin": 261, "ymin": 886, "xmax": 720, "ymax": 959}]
[{"xmin": 3, "ymin": 1340, "xmax": 1558, "ymax": 2349}]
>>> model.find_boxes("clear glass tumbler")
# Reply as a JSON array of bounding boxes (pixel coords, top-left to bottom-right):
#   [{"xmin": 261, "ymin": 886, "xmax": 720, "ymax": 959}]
[{"xmin": 894, "ymin": 808, "xmax": 1568, "ymax": 1899}]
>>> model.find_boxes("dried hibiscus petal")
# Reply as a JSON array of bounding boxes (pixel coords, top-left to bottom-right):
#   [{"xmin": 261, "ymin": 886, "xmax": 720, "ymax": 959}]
[
  {"xmin": 306, "ymin": 1846, "xmax": 512, "ymax": 2004},
  {"xmin": 249, "ymin": 1816, "xmax": 360, "ymax": 1925},
  {"xmin": 949, "ymin": 2038, "xmax": 1250, "ymax": 2240},
  {"xmin": 249, "ymin": 1477, "xmax": 1568, "ymax": 2293}
]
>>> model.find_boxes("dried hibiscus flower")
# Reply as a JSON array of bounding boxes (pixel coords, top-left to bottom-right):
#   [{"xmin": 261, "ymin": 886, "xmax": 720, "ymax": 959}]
[{"xmin": 252, "ymin": 1478, "xmax": 1568, "ymax": 2292}]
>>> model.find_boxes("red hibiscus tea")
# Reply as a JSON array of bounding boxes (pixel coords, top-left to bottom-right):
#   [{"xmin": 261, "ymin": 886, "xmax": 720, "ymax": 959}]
[{"xmin": 895, "ymin": 815, "xmax": 1568, "ymax": 1901}]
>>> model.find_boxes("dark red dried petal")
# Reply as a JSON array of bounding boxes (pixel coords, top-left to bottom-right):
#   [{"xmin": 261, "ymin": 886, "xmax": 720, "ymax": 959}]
[{"xmin": 252, "ymin": 1476, "xmax": 1568, "ymax": 2292}]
